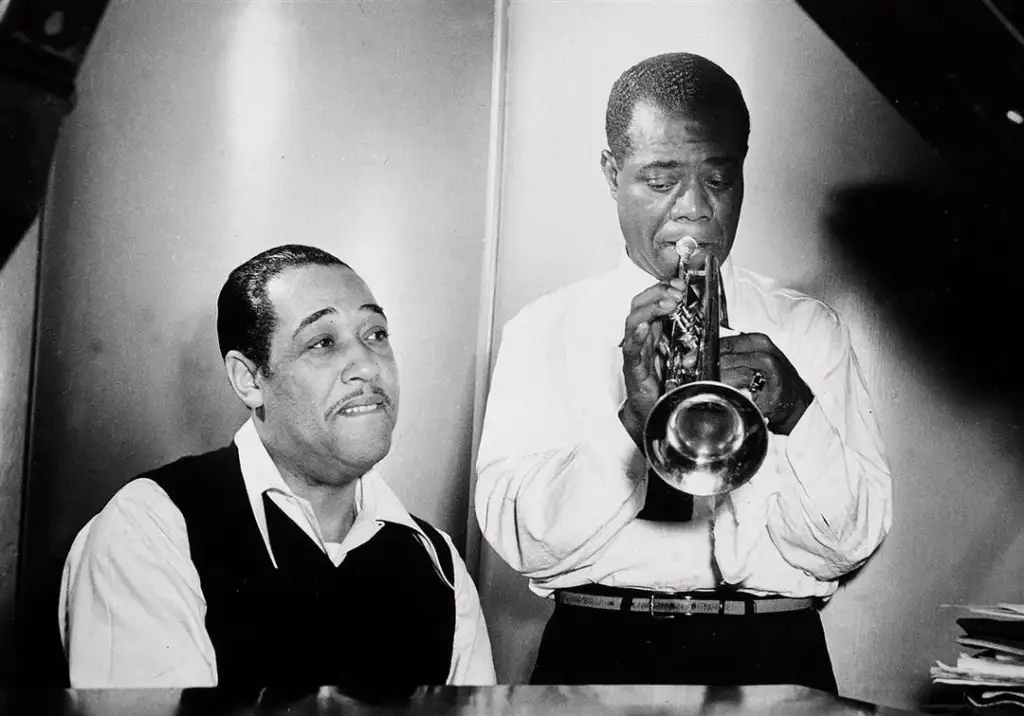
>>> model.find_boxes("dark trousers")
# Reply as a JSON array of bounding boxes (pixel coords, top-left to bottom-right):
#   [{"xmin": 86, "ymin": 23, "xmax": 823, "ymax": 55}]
[{"xmin": 530, "ymin": 598, "xmax": 838, "ymax": 692}]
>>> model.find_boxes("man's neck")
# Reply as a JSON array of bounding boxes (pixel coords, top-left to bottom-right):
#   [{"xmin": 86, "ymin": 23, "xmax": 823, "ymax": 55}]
[{"xmin": 273, "ymin": 459, "xmax": 361, "ymax": 544}]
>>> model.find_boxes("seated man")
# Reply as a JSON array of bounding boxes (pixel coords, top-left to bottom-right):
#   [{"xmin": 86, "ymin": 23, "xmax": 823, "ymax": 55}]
[
  {"xmin": 60, "ymin": 244, "xmax": 495, "ymax": 689},
  {"xmin": 475, "ymin": 52, "xmax": 892, "ymax": 691}
]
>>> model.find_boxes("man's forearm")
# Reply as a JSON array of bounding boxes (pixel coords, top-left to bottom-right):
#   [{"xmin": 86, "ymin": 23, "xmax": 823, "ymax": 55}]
[
  {"xmin": 528, "ymin": 515, "xmax": 718, "ymax": 594},
  {"xmin": 476, "ymin": 444, "xmax": 644, "ymax": 577},
  {"xmin": 770, "ymin": 398, "xmax": 892, "ymax": 579}
]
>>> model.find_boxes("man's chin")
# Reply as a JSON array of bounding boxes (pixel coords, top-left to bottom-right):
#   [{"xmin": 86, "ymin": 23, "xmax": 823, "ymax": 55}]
[
  {"xmin": 349, "ymin": 449, "xmax": 391, "ymax": 477},
  {"xmin": 332, "ymin": 431, "xmax": 394, "ymax": 471}
]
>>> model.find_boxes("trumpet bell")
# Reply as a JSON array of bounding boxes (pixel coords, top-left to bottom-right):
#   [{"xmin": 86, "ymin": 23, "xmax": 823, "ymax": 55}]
[{"xmin": 643, "ymin": 381, "xmax": 769, "ymax": 496}]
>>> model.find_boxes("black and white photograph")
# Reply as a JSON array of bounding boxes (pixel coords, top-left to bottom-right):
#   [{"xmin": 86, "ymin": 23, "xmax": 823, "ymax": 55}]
[{"xmin": 0, "ymin": 1, "xmax": 1022, "ymax": 714}]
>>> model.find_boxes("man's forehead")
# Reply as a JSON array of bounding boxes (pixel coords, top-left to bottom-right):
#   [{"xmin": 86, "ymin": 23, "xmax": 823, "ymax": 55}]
[
  {"xmin": 626, "ymin": 101, "xmax": 747, "ymax": 157},
  {"xmin": 268, "ymin": 264, "xmax": 377, "ymax": 320}
]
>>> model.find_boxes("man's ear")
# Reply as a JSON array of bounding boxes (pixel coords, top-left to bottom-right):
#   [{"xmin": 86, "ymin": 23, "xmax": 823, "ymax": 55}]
[
  {"xmin": 224, "ymin": 350, "xmax": 264, "ymax": 411},
  {"xmin": 600, "ymin": 150, "xmax": 620, "ymax": 199}
]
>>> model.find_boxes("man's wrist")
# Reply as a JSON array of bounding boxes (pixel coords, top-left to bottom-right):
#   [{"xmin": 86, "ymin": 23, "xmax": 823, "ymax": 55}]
[
  {"xmin": 618, "ymin": 402, "xmax": 646, "ymax": 448},
  {"xmin": 770, "ymin": 381, "xmax": 814, "ymax": 435}
]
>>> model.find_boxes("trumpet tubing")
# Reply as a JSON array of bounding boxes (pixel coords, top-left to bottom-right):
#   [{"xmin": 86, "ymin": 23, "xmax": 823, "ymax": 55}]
[{"xmin": 642, "ymin": 239, "xmax": 768, "ymax": 497}]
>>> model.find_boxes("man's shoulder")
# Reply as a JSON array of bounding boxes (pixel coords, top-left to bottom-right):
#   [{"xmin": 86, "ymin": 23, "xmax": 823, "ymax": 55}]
[
  {"xmin": 506, "ymin": 269, "xmax": 621, "ymax": 332},
  {"xmin": 75, "ymin": 475, "xmax": 188, "ymax": 566},
  {"xmin": 733, "ymin": 265, "xmax": 819, "ymax": 304},
  {"xmin": 733, "ymin": 265, "xmax": 843, "ymax": 333},
  {"xmin": 131, "ymin": 445, "xmax": 240, "ymax": 508},
  {"xmin": 84, "ymin": 446, "xmax": 239, "ymax": 545},
  {"xmin": 62, "ymin": 469, "xmax": 202, "ymax": 623},
  {"xmin": 137, "ymin": 444, "xmax": 239, "ymax": 485}
]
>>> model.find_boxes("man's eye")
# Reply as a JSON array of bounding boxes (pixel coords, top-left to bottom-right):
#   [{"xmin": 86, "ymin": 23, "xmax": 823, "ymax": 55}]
[
  {"xmin": 705, "ymin": 175, "xmax": 735, "ymax": 190},
  {"xmin": 367, "ymin": 327, "xmax": 390, "ymax": 342},
  {"xmin": 309, "ymin": 337, "xmax": 335, "ymax": 350},
  {"xmin": 645, "ymin": 179, "xmax": 675, "ymax": 192}
]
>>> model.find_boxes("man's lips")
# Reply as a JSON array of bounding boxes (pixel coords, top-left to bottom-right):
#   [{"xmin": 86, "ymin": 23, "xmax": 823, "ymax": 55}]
[
  {"xmin": 657, "ymin": 238, "xmax": 715, "ymax": 260},
  {"xmin": 338, "ymin": 402, "xmax": 383, "ymax": 416},
  {"xmin": 327, "ymin": 392, "xmax": 391, "ymax": 419},
  {"xmin": 659, "ymin": 234, "xmax": 716, "ymax": 248}
]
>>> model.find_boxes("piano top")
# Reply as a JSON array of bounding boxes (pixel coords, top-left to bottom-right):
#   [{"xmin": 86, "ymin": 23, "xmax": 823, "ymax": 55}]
[{"xmin": 0, "ymin": 684, "xmax": 944, "ymax": 716}]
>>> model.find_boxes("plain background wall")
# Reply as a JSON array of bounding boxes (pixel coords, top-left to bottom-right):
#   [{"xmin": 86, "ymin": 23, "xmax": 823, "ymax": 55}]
[
  {"xmin": 475, "ymin": 0, "xmax": 1024, "ymax": 710},
  {"xmin": 16, "ymin": 0, "xmax": 494, "ymax": 681}
]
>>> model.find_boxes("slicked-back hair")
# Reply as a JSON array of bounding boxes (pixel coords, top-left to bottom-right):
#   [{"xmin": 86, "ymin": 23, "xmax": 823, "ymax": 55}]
[
  {"xmin": 605, "ymin": 52, "xmax": 750, "ymax": 161},
  {"xmin": 217, "ymin": 244, "xmax": 349, "ymax": 376}
]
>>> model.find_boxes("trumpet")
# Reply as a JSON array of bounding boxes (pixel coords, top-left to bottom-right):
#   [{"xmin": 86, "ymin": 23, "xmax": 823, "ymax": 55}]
[{"xmin": 642, "ymin": 237, "xmax": 769, "ymax": 497}]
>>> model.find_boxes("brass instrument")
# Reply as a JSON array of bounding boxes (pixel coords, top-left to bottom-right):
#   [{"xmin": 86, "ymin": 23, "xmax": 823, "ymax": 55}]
[{"xmin": 642, "ymin": 237, "xmax": 769, "ymax": 496}]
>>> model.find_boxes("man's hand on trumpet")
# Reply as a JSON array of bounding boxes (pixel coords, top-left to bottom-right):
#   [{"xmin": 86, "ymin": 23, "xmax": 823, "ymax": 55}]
[
  {"xmin": 718, "ymin": 332, "xmax": 814, "ymax": 435},
  {"xmin": 618, "ymin": 281, "xmax": 813, "ymax": 444},
  {"xmin": 618, "ymin": 279, "xmax": 687, "ymax": 447}
]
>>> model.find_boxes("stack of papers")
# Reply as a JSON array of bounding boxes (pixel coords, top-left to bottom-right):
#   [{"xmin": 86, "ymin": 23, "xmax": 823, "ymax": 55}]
[{"xmin": 932, "ymin": 604, "xmax": 1024, "ymax": 711}]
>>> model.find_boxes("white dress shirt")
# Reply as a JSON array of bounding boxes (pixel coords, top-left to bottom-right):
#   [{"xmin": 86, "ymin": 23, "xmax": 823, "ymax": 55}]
[
  {"xmin": 475, "ymin": 251, "xmax": 892, "ymax": 600},
  {"xmin": 60, "ymin": 418, "xmax": 496, "ymax": 688}
]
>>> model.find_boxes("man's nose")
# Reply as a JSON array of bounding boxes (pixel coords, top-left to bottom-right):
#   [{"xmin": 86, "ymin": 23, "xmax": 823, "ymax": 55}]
[
  {"xmin": 340, "ymin": 345, "xmax": 379, "ymax": 383},
  {"xmin": 670, "ymin": 180, "xmax": 712, "ymax": 222}
]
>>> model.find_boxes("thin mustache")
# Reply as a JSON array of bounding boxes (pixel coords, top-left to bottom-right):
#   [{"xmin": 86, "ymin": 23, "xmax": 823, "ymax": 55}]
[{"xmin": 325, "ymin": 386, "xmax": 393, "ymax": 421}]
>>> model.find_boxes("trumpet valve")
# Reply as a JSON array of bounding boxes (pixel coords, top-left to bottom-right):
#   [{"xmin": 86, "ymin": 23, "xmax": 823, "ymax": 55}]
[{"xmin": 670, "ymin": 304, "xmax": 702, "ymax": 352}]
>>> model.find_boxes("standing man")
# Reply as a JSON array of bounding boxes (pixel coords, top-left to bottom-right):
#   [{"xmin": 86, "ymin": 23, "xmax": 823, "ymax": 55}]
[
  {"xmin": 475, "ymin": 52, "xmax": 891, "ymax": 691},
  {"xmin": 61, "ymin": 244, "xmax": 495, "ymax": 689}
]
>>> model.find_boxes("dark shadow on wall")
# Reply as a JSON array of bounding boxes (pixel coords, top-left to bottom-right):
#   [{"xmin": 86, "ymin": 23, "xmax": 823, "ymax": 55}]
[
  {"xmin": 823, "ymin": 177, "xmax": 1024, "ymax": 444},
  {"xmin": 820, "ymin": 175, "xmax": 1024, "ymax": 710}
]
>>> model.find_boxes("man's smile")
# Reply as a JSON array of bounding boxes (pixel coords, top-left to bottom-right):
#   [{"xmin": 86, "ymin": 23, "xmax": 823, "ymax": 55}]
[
  {"xmin": 326, "ymin": 390, "xmax": 392, "ymax": 420},
  {"xmin": 338, "ymin": 402, "xmax": 385, "ymax": 417}
]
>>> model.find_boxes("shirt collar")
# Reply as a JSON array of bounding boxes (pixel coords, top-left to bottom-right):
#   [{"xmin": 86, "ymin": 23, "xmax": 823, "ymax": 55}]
[
  {"xmin": 614, "ymin": 248, "xmax": 738, "ymax": 328},
  {"xmin": 232, "ymin": 418, "xmax": 444, "ymax": 579},
  {"xmin": 234, "ymin": 417, "xmax": 300, "ymax": 507}
]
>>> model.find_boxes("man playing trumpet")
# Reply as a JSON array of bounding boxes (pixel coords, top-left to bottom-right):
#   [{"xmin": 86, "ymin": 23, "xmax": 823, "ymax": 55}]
[{"xmin": 475, "ymin": 52, "xmax": 892, "ymax": 690}]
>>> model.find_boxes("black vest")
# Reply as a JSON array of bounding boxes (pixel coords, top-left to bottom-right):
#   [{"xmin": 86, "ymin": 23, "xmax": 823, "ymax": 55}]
[{"xmin": 144, "ymin": 445, "xmax": 455, "ymax": 689}]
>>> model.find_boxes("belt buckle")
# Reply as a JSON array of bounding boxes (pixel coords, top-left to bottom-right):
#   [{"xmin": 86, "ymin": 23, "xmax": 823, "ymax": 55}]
[{"xmin": 648, "ymin": 594, "xmax": 687, "ymax": 619}]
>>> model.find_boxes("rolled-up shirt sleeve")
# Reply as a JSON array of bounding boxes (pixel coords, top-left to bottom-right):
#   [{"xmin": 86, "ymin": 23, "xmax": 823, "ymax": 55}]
[
  {"xmin": 59, "ymin": 479, "xmax": 217, "ymax": 688},
  {"xmin": 767, "ymin": 307, "xmax": 892, "ymax": 580},
  {"xmin": 475, "ymin": 305, "xmax": 717, "ymax": 595}
]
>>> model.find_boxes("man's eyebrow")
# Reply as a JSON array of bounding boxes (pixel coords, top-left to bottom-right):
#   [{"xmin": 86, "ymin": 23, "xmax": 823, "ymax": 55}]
[
  {"xmin": 292, "ymin": 304, "xmax": 386, "ymax": 339},
  {"xmin": 639, "ymin": 157, "xmax": 741, "ymax": 171},
  {"xmin": 361, "ymin": 303, "xmax": 387, "ymax": 321},
  {"xmin": 639, "ymin": 160, "xmax": 683, "ymax": 171},
  {"xmin": 293, "ymin": 307, "xmax": 337, "ymax": 338}
]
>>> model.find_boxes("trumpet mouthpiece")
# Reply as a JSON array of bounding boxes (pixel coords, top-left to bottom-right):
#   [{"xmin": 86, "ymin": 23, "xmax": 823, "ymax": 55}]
[{"xmin": 675, "ymin": 236, "xmax": 698, "ymax": 264}]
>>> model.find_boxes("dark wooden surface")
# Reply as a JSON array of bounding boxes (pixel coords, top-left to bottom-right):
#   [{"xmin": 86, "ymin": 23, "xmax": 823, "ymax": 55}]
[{"xmin": 0, "ymin": 685, "xmax": 960, "ymax": 716}]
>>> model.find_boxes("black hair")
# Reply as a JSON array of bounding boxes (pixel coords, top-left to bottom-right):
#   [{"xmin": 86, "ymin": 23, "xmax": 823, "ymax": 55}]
[
  {"xmin": 605, "ymin": 52, "xmax": 750, "ymax": 161},
  {"xmin": 216, "ymin": 244, "xmax": 349, "ymax": 375}
]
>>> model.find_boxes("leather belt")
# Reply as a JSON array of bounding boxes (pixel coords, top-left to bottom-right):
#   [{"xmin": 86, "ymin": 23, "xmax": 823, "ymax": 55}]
[{"xmin": 556, "ymin": 589, "xmax": 815, "ymax": 617}]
